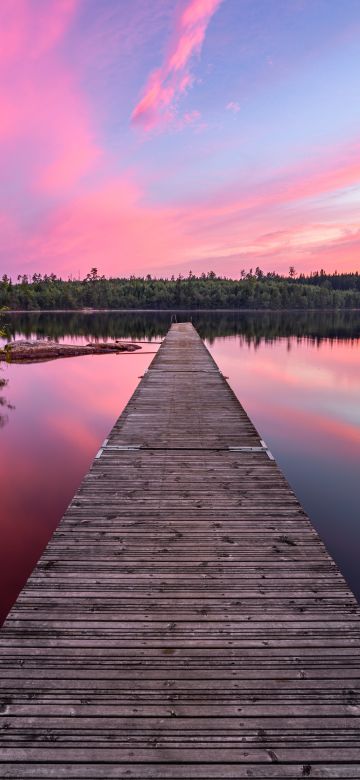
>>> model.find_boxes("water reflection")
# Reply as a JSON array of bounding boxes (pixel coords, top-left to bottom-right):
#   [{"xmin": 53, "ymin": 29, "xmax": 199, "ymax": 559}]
[
  {"xmin": 206, "ymin": 334, "xmax": 360, "ymax": 604},
  {"xmin": 0, "ymin": 315, "xmax": 13, "ymax": 428},
  {"xmin": 0, "ymin": 310, "xmax": 359, "ymax": 623},
  {"xmin": 6, "ymin": 309, "xmax": 360, "ymax": 343},
  {"xmin": 0, "ymin": 348, "xmax": 154, "ymax": 623},
  {"xmin": 0, "ymin": 315, "xmax": 14, "ymax": 428},
  {"xmin": 0, "ymin": 372, "xmax": 13, "ymax": 429}
]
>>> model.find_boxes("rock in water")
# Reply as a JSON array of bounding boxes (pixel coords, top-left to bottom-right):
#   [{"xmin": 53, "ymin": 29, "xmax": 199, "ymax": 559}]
[{"xmin": 0, "ymin": 340, "xmax": 141, "ymax": 363}]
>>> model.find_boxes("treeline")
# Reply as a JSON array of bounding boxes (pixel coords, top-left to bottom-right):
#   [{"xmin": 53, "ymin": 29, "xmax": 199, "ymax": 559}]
[
  {"xmin": 295, "ymin": 270, "xmax": 360, "ymax": 291},
  {"xmin": 1, "ymin": 268, "xmax": 360, "ymax": 310}
]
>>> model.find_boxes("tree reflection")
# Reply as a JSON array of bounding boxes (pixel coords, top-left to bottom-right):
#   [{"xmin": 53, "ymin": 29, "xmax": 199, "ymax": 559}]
[
  {"xmin": 5, "ymin": 309, "xmax": 360, "ymax": 344},
  {"xmin": 0, "ymin": 318, "xmax": 13, "ymax": 429},
  {"xmin": 0, "ymin": 376, "xmax": 13, "ymax": 429}
]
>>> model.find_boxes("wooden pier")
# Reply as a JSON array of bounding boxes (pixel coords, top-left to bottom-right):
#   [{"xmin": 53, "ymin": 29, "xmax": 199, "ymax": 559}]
[{"xmin": 1, "ymin": 322, "xmax": 360, "ymax": 777}]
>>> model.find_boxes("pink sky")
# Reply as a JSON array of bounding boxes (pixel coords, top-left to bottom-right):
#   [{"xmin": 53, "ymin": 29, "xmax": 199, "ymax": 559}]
[{"xmin": 0, "ymin": 0, "xmax": 359, "ymax": 279}]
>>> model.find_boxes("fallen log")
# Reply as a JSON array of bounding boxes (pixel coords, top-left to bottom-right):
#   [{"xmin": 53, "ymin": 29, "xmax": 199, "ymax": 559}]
[{"xmin": 0, "ymin": 339, "xmax": 141, "ymax": 363}]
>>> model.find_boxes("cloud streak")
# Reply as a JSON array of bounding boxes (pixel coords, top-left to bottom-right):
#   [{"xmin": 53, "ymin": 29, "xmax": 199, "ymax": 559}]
[{"xmin": 131, "ymin": 0, "xmax": 223, "ymax": 130}]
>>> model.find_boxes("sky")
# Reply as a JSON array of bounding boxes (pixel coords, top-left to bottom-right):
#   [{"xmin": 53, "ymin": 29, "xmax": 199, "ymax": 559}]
[{"xmin": 1, "ymin": 0, "xmax": 360, "ymax": 280}]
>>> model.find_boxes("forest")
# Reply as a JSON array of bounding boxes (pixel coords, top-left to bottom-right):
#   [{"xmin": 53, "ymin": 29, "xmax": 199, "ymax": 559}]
[{"xmin": 1, "ymin": 268, "xmax": 360, "ymax": 311}]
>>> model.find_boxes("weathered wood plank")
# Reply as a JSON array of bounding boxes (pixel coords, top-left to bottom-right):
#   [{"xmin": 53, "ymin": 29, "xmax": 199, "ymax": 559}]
[
  {"xmin": 0, "ymin": 322, "xmax": 359, "ymax": 776},
  {"xmin": 2, "ymin": 765, "xmax": 360, "ymax": 778}
]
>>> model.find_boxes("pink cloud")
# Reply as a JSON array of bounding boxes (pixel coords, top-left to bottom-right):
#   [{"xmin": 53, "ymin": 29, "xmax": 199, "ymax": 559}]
[
  {"xmin": 0, "ymin": 0, "xmax": 78, "ymax": 64},
  {"xmin": 226, "ymin": 101, "xmax": 240, "ymax": 113},
  {"xmin": 183, "ymin": 109, "xmax": 201, "ymax": 124},
  {"xmin": 2, "ymin": 138, "xmax": 360, "ymax": 279},
  {"xmin": 175, "ymin": 108, "xmax": 206, "ymax": 131},
  {"xmin": 0, "ymin": 0, "xmax": 359, "ymax": 284},
  {"xmin": 131, "ymin": 0, "xmax": 223, "ymax": 130},
  {"xmin": 0, "ymin": 0, "xmax": 99, "ymax": 192},
  {"xmin": 196, "ymin": 142, "xmax": 360, "ymax": 221},
  {"xmin": 35, "ymin": 73, "xmax": 102, "ymax": 192},
  {"xmin": 18, "ymin": 177, "xmax": 187, "ymax": 278},
  {"xmin": 149, "ymin": 140, "xmax": 360, "ymax": 277},
  {"xmin": 29, "ymin": 0, "xmax": 78, "ymax": 59}
]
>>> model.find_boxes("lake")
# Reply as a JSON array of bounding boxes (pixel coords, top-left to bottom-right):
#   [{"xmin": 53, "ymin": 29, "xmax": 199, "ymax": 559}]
[{"xmin": 0, "ymin": 309, "xmax": 359, "ymax": 623}]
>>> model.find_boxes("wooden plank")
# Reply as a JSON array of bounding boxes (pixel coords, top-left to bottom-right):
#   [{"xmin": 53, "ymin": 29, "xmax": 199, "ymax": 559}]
[
  {"xmin": 2, "ymin": 766, "xmax": 360, "ymax": 779},
  {"xmin": 0, "ymin": 322, "xmax": 359, "ymax": 776}
]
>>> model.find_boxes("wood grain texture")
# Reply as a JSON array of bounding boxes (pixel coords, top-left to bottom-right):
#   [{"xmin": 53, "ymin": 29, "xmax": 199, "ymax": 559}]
[{"xmin": 1, "ymin": 322, "xmax": 360, "ymax": 778}]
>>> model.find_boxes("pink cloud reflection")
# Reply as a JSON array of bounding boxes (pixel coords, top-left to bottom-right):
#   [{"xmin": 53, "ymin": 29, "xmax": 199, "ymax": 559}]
[{"xmin": 0, "ymin": 348, "xmax": 156, "ymax": 622}]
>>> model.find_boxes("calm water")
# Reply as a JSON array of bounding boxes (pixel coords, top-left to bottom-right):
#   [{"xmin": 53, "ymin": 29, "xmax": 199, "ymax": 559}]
[{"xmin": 0, "ymin": 310, "xmax": 359, "ymax": 622}]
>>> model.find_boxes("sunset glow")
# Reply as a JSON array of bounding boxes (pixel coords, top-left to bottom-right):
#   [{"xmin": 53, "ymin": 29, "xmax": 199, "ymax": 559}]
[{"xmin": 1, "ymin": 0, "xmax": 359, "ymax": 278}]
